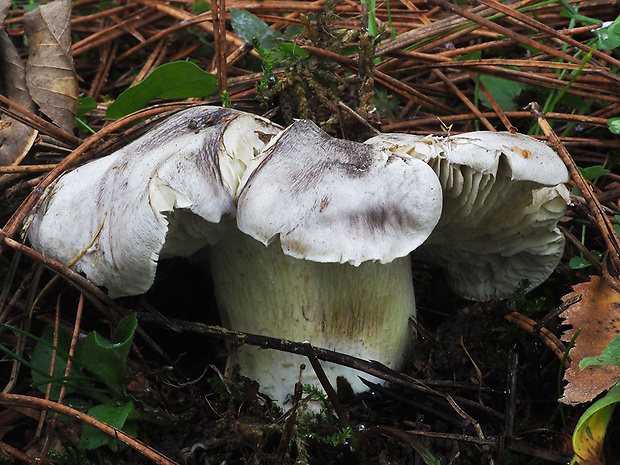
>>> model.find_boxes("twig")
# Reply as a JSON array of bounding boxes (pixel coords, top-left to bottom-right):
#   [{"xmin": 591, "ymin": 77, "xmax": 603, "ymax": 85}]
[
  {"xmin": 302, "ymin": 342, "xmax": 351, "ymax": 430},
  {"xmin": 0, "ymin": 94, "xmax": 81, "ymax": 148},
  {"xmin": 432, "ymin": 68, "xmax": 495, "ymax": 130},
  {"xmin": 212, "ymin": 0, "xmax": 228, "ymax": 93},
  {"xmin": 0, "ymin": 165, "xmax": 56, "ymax": 174},
  {"xmin": 505, "ymin": 351, "xmax": 518, "ymax": 438},
  {"xmin": 476, "ymin": 0, "xmax": 620, "ymax": 74},
  {"xmin": 0, "ymin": 236, "xmax": 120, "ymax": 321},
  {"xmin": 426, "ymin": 0, "xmax": 584, "ymax": 66},
  {"xmin": 138, "ymin": 313, "xmax": 434, "ymax": 394},
  {"xmin": 527, "ymin": 101, "xmax": 620, "ymax": 274},
  {"xmin": 0, "ymin": 393, "xmax": 180, "ymax": 465},
  {"xmin": 504, "ymin": 311, "xmax": 568, "ymax": 364}
]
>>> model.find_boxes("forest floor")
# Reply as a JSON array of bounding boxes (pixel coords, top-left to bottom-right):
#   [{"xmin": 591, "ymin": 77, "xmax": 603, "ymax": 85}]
[{"xmin": 1, "ymin": 0, "xmax": 620, "ymax": 463}]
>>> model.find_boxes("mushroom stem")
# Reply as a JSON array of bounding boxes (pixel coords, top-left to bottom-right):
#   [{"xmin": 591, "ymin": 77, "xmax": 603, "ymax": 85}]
[{"xmin": 207, "ymin": 232, "xmax": 417, "ymax": 406}]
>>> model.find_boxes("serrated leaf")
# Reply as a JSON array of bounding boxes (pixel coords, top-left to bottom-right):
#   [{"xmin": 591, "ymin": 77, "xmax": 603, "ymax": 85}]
[
  {"xmin": 560, "ymin": 276, "xmax": 620, "ymax": 404},
  {"xmin": 78, "ymin": 401, "xmax": 135, "ymax": 451},
  {"xmin": 230, "ymin": 8, "xmax": 283, "ymax": 50},
  {"xmin": 106, "ymin": 62, "xmax": 217, "ymax": 119}
]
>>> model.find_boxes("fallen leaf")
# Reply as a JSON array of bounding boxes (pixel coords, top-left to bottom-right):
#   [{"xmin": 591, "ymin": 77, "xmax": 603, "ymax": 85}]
[
  {"xmin": 560, "ymin": 275, "xmax": 620, "ymax": 405},
  {"xmin": 23, "ymin": 0, "xmax": 78, "ymax": 132},
  {"xmin": 105, "ymin": 61, "xmax": 217, "ymax": 119},
  {"xmin": 571, "ymin": 382, "xmax": 620, "ymax": 465},
  {"xmin": 0, "ymin": 0, "xmax": 38, "ymax": 166}
]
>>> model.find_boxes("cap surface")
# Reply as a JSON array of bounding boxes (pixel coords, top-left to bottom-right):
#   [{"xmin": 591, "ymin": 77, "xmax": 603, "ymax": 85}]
[
  {"xmin": 367, "ymin": 131, "xmax": 570, "ymax": 300},
  {"xmin": 237, "ymin": 120, "xmax": 443, "ymax": 266},
  {"xmin": 28, "ymin": 106, "xmax": 282, "ymax": 297}
]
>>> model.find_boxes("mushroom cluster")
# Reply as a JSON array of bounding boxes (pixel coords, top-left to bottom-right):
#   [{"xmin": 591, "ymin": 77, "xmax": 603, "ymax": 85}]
[{"xmin": 28, "ymin": 105, "xmax": 569, "ymax": 405}]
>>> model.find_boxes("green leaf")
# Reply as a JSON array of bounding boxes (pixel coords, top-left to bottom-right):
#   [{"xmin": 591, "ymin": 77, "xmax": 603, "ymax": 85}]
[
  {"xmin": 569, "ymin": 256, "xmax": 592, "ymax": 269},
  {"xmin": 284, "ymin": 25, "xmax": 303, "ymax": 40},
  {"xmin": 30, "ymin": 326, "xmax": 88, "ymax": 400},
  {"xmin": 594, "ymin": 18, "xmax": 620, "ymax": 51},
  {"xmin": 81, "ymin": 313, "xmax": 137, "ymax": 393},
  {"xmin": 105, "ymin": 62, "xmax": 217, "ymax": 119},
  {"xmin": 191, "ymin": 0, "xmax": 210, "ymax": 15},
  {"xmin": 580, "ymin": 334, "xmax": 620, "ymax": 368},
  {"xmin": 77, "ymin": 96, "xmax": 97, "ymax": 116},
  {"xmin": 98, "ymin": 1, "xmax": 120, "ymax": 11},
  {"xmin": 572, "ymin": 382, "xmax": 620, "ymax": 463},
  {"xmin": 579, "ymin": 165, "xmax": 610, "ymax": 180},
  {"xmin": 479, "ymin": 75, "xmax": 527, "ymax": 111},
  {"xmin": 79, "ymin": 401, "xmax": 135, "ymax": 451},
  {"xmin": 608, "ymin": 117, "xmax": 620, "ymax": 134},
  {"xmin": 275, "ymin": 42, "xmax": 308, "ymax": 59},
  {"xmin": 230, "ymin": 8, "xmax": 284, "ymax": 50},
  {"xmin": 557, "ymin": 0, "xmax": 601, "ymax": 26}
]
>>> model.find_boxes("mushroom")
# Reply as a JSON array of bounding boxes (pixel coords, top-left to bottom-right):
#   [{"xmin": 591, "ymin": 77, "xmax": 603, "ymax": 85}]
[
  {"xmin": 28, "ymin": 106, "xmax": 444, "ymax": 405},
  {"xmin": 29, "ymin": 106, "xmax": 283, "ymax": 297},
  {"xmin": 365, "ymin": 131, "xmax": 570, "ymax": 301}
]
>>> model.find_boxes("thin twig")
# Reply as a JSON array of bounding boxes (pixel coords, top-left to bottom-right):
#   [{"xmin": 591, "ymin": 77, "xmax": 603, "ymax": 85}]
[
  {"xmin": 302, "ymin": 342, "xmax": 351, "ymax": 430},
  {"xmin": 0, "ymin": 393, "xmax": 180, "ymax": 465},
  {"xmin": 527, "ymin": 102, "xmax": 620, "ymax": 274}
]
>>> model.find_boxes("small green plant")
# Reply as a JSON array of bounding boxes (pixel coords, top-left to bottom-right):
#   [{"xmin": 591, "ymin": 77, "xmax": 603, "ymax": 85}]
[
  {"xmin": 295, "ymin": 423, "xmax": 353, "ymax": 447},
  {"xmin": 75, "ymin": 94, "xmax": 97, "ymax": 135},
  {"xmin": 301, "ymin": 384, "xmax": 335, "ymax": 421},
  {"xmin": 507, "ymin": 280, "xmax": 547, "ymax": 317},
  {"xmin": 290, "ymin": 384, "xmax": 353, "ymax": 448},
  {"xmin": 221, "ymin": 90, "xmax": 233, "ymax": 108},
  {"xmin": 230, "ymin": 4, "xmax": 375, "ymax": 134},
  {"xmin": 47, "ymin": 447, "xmax": 88, "ymax": 465},
  {"xmin": 27, "ymin": 313, "xmax": 143, "ymax": 451}
]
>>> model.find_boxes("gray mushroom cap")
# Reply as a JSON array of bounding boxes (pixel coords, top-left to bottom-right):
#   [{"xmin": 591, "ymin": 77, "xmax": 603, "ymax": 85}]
[
  {"xmin": 237, "ymin": 120, "xmax": 444, "ymax": 266},
  {"xmin": 28, "ymin": 106, "xmax": 283, "ymax": 297},
  {"xmin": 366, "ymin": 131, "xmax": 570, "ymax": 300}
]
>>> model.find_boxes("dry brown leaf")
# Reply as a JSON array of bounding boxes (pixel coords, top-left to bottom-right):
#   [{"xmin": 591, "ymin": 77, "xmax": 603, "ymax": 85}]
[
  {"xmin": 560, "ymin": 275, "xmax": 620, "ymax": 405},
  {"xmin": 23, "ymin": 0, "xmax": 78, "ymax": 132},
  {"xmin": 0, "ymin": 0, "xmax": 38, "ymax": 166}
]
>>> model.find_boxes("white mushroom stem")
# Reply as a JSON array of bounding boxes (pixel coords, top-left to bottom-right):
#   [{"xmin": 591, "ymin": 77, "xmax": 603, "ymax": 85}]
[{"xmin": 207, "ymin": 232, "xmax": 416, "ymax": 405}]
